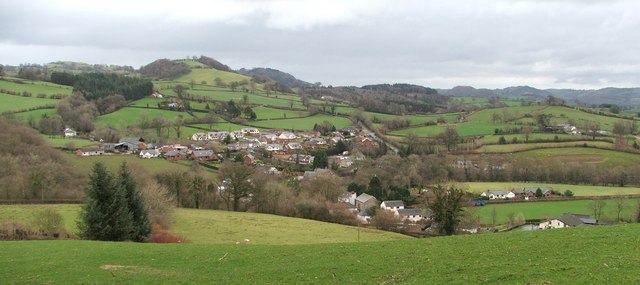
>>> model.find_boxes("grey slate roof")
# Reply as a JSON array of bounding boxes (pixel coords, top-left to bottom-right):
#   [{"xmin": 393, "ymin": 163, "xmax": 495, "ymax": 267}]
[
  {"xmin": 397, "ymin": 208, "xmax": 424, "ymax": 217},
  {"xmin": 355, "ymin": 193, "xmax": 375, "ymax": 203},
  {"xmin": 192, "ymin": 150, "xmax": 214, "ymax": 157},
  {"xmin": 382, "ymin": 200, "xmax": 405, "ymax": 208}
]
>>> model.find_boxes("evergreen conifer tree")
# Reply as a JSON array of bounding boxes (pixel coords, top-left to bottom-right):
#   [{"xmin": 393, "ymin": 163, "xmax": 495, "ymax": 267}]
[
  {"xmin": 78, "ymin": 162, "xmax": 133, "ymax": 241},
  {"xmin": 117, "ymin": 163, "xmax": 151, "ymax": 242}
]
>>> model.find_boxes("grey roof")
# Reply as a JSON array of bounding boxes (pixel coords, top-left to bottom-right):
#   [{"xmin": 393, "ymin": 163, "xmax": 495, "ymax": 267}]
[
  {"xmin": 355, "ymin": 193, "xmax": 375, "ymax": 203},
  {"xmin": 512, "ymin": 188, "xmax": 524, "ymax": 194},
  {"xmin": 397, "ymin": 208, "xmax": 425, "ymax": 217},
  {"xmin": 164, "ymin": 150, "xmax": 185, "ymax": 157},
  {"xmin": 119, "ymin": 137, "xmax": 145, "ymax": 144},
  {"xmin": 382, "ymin": 200, "xmax": 405, "ymax": 208},
  {"xmin": 489, "ymin": 190, "xmax": 511, "ymax": 196},
  {"xmin": 556, "ymin": 213, "xmax": 592, "ymax": 227},
  {"xmin": 524, "ymin": 187, "xmax": 551, "ymax": 194},
  {"xmin": 192, "ymin": 150, "xmax": 214, "ymax": 157}
]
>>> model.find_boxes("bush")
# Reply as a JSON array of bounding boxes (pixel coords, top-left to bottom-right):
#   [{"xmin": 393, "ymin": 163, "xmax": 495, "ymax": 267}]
[
  {"xmin": 31, "ymin": 208, "xmax": 65, "ymax": 237},
  {"xmin": 149, "ymin": 224, "xmax": 183, "ymax": 243},
  {"xmin": 564, "ymin": 190, "xmax": 574, "ymax": 197}
]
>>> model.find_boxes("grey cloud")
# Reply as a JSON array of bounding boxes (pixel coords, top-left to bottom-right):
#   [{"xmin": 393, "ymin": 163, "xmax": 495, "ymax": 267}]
[{"xmin": 0, "ymin": 0, "xmax": 639, "ymax": 89}]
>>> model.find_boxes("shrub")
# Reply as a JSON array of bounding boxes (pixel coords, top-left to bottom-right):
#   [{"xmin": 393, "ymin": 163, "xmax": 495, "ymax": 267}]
[
  {"xmin": 564, "ymin": 190, "xmax": 574, "ymax": 197},
  {"xmin": 31, "ymin": 208, "xmax": 65, "ymax": 237},
  {"xmin": 148, "ymin": 224, "xmax": 183, "ymax": 243}
]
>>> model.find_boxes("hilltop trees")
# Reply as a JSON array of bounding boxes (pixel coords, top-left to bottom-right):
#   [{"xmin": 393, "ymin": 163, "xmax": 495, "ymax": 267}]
[{"xmin": 78, "ymin": 162, "xmax": 150, "ymax": 242}]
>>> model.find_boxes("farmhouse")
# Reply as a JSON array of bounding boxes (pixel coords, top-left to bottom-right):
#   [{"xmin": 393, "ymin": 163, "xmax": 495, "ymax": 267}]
[
  {"xmin": 396, "ymin": 208, "xmax": 431, "ymax": 223},
  {"xmin": 539, "ymin": 213, "xmax": 599, "ymax": 229},
  {"xmin": 480, "ymin": 190, "xmax": 515, "ymax": 200},
  {"xmin": 164, "ymin": 150, "xmax": 187, "ymax": 161},
  {"xmin": 355, "ymin": 193, "xmax": 379, "ymax": 211},
  {"xmin": 63, "ymin": 127, "xmax": 77, "ymax": 137},
  {"xmin": 191, "ymin": 150, "xmax": 218, "ymax": 162},
  {"xmin": 380, "ymin": 200, "xmax": 405, "ymax": 211},
  {"xmin": 76, "ymin": 148, "xmax": 104, "ymax": 156},
  {"xmin": 139, "ymin": 149, "xmax": 160, "ymax": 159},
  {"xmin": 338, "ymin": 191, "xmax": 357, "ymax": 205}
]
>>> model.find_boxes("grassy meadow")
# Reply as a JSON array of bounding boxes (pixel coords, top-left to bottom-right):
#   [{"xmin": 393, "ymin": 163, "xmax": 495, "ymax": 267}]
[
  {"xmin": 95, "ymin": 107, "xmax": 192, "ymax": 126},
  {"xmin": 0, "ymin": 205, "xmax": 407, "ymax": 245},
  {"xmin": 0, "ymin": 78, "xmax": 72, "ymax": 95},
  {"xmin": 249, "ymin": 114, "xmax": 352, "ymax": 130},
  {"xmin": 472, "ymin": 199, "xmax": 640, "ymax": 224},
  {"xmin": 0, "ymin": 93, "xmax": 59, "ymax": 113},
  {"xmin": 477, "ymin": 141, "xmax": 616, "ymax": 153},
  {"xmin": 1, "ymin": 223, "xmax": 639, "ymax": 284},
  {"xmin": 466, "ymin": 182, "xmax": 640, "ymax": 196},
  {"xmin": 512, "ymin": 147, "xmax": 640, "ymax": 166}
]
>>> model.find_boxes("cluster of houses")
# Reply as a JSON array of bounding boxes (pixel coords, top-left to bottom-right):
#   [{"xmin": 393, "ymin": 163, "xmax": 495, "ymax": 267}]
[
  {"xmin": 480, "ymin": 187, "xmax": 553, "ymax": 200},
  {"xmin": 74, "ymin": 126, "xmax": 375, "ymax": 170},
  {"xmin": 76, "ymin": 137, "xmax": 220, "ymax": 162},
  {"xmin": 339, "ymin": 192, "xmax": 432, "ymax": 224}
]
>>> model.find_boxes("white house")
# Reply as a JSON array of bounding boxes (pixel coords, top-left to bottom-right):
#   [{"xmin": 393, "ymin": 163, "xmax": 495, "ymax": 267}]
[
  {"xmin": 139, "ymin": 149, "xmax": 160, "ymax": 159},
  {"xmin": 63, "ymin": 127, "xmax": 77, "ymax": 138},
  {"xmin": 539, "ymin": 213, "xmax": 598, "ymax": 230},
  {"xmin": 265, "ymin": 144, "xmax": 283, "ymax": 152},
  {"xmin": 380, "ymin": 200, "xmax": 405, "ymax": 212},
  {"xmin": 278, "ymin": 132, "xmax": 297, "ymax": 140},
  {"xmin": 481, "ymin": 190, "xmax": 516, "ymax": 200},
  {"xmin": 339, "ymin": 191, "xmax": 357, "ymax": 205},
  {"xmin": 191, "ymin": 133, "xmax": 208, "ymax": 141},
  {"xmin": 396, "ymin": 208, "xmax": 430, "ymax": 223},
  {"xmin": 241, "ymin": 127, "xmax": 260, "ymax": 135}
]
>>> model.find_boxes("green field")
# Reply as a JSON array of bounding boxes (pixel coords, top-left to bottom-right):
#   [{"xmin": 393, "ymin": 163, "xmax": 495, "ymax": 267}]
[
  {"xmin": 472, "ymin": 199, "xmax": 639, "ymax": 224},
  {"xmin": 174, "ymin": 66, "xmax": 252, "ymax": 85},
  {"xmin": 249, "ymin": 114, "xmax": 352, "ymax": 131},
  {"xmin": 0, "ymin": 78, "xmax": 72, "ymax": 95},
  {"xmin": 171, "ymin": 208, "xmax": 408, "ymax": 244},
  {"xmin": 389, "ymin": 122, "xmax": 511, "ymax": 137},
  {"xmin": 477, "ymin": 141, "xmax": 616, "ymax": 153},
  {"xmin": 95, "ymin": 107, "xmax": 192, "ymax": 127},
  {"xmin": 1, "ymin": 223, "xmax": 640, "ymax": 283},
  {"xmin": 512, "ymin": 147, "xmax": 640, "ymax": 166},
  {"xmin": 466, "ymin": 182, "xmax": 640, "ymax": 197},
  {"xmin": 253, "ymin": 106, "xmax": 309, "ymax": 120},
  {"xmin": 9, "ymin": 108, "xmax": 57, "ymax": 122},
  {"xmin": 0, "ymin": 93, "xmax": 59, "ymax": 113},
  {"xmin": 188, "ymin": 122, "xmax": 256, "ymax": 132},
  {"xmin": 480, "ymin": 133, "xmax": 580, "ymax": 144},
  {"xmin": 467, "ymin": 105, "xmax": 545, "ymax": 123},
  {"xmin": 41, "ymin": 135, "xmax": 98, "ymax": 148},
  {"xmin": 0, "ymin": 205, "xmax": 406, "ymax": 245}
]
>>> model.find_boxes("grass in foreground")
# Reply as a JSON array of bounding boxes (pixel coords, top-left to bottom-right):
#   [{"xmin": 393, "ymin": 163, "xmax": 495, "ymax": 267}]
[
  {"xmin": 1, "ymin": 224, "xmax": 639, "ymax": 284},
  {"xmin": 0, "ymin": 205, "xmax": 407, "ymax": 245}
]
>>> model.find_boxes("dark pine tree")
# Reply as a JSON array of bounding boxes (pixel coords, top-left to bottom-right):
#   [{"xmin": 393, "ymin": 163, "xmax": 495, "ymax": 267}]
[
  {"xmin": 117, "ymin": 162, "xmax": 151, "ymax": 242},
  {"xmin": 78, "ymin": 162, "xmax": 133, "ymax": 241}
]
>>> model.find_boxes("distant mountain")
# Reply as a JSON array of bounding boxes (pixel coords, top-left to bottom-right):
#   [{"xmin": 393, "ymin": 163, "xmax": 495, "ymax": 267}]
[
  {"xmin": 440, "ymin": 85, "xmax": 640, "ymax": 107},
  {"xmin": 439, "ymin": 86, "xmax": 497, "ymax": 97},
  {"xmin": 549, "ymin": 87, "xmax": 640, "ymax": 107},
  {"xmin": 497, "ymin": 86, "xmax": 553, "ymax": 99},
  {"xmin": 238, "ymin": 67, "xmax": 312, "ymax": 88}
]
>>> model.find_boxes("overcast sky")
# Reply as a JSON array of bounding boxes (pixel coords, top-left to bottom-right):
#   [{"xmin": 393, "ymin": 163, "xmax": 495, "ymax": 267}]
[{"xmin": 1, "ymin": 0, "xmax": 639, "ymax": 89}]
